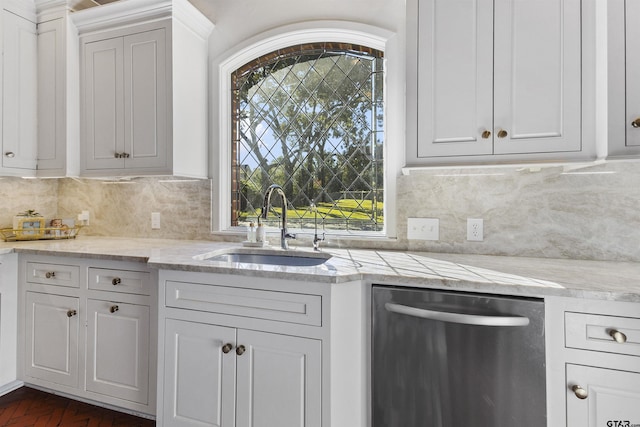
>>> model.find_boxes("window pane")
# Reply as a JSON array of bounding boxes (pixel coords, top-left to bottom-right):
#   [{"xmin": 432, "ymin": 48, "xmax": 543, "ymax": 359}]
[{"xmin": 232, "ymin": 44, "xmax": 384, "ymax": 232}]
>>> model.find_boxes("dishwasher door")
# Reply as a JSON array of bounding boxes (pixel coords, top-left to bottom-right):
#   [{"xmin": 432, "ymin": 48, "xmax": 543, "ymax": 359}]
[{"xmin": 372, "ymin": 286, "xmax": 546, "ymax": 427}]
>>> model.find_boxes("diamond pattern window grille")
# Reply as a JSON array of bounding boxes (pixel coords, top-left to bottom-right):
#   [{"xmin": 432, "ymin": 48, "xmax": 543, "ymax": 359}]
[{"xmin": 231, "ymin": 43, "xmax": 384, "ymax": 232}]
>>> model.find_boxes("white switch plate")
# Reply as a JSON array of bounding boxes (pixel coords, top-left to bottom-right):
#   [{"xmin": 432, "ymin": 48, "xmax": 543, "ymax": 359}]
[
  {"xmin": 407, "ymin": 218, "xmax": 439, "ymax": 240},
  {"xmin": 151, "ymin": 212, "xmax": 161, "ymax": 229},
  {"xmin": 467, "ymin": 218, "xmax": 483, "ymax": 241}
]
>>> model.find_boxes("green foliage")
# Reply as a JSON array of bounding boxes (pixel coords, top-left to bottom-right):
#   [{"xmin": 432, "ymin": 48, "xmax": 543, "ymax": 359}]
[{"xmin": 234, "ymin": 45, "xmax": 384, "ymax": 231}]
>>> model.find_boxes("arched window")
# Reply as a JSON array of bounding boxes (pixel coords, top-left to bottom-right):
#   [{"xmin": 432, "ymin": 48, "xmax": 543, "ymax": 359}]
[{"xmin": 231, "ymin": 43, "xmax": 384, "ymax": 233}]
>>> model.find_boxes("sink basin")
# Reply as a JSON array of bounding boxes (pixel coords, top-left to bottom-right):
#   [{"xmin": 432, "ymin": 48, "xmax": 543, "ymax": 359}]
[{"xmin": 197, "ymin": 248, "xmax": 333, "ymax": 267}]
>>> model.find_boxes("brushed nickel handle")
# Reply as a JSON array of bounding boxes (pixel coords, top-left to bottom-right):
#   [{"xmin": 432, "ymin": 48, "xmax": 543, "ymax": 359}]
[
  {"xmin": 572, "ymin": 385, "xmax": 588, "ymax": 400},
  {"xmin": 45, "ymin": 271, "xmax": 56, "ymax": 279},
  {"xmin": 112, "ymin": 278, "xmax": 121, "ymax": 286},
  {"xmin": 222, "ymin": 343, "xmax": 233, "ymax": 354},
  {"xmin": 110, "ymin": 305, "xmax": 119, "ymax": 313},
  {"xmin": 67, "ymin": 309, "xmax": 77, "ymax": 318},
  {"xmin": 123, "ymin": 152, "xmax": 130, "ymax": 158},
  {"xmin": 481, "ymin": 130, "xmax": 491, "ymax": 139},
  {"xmin": 236, "ymin": 345, "xmax": 246, "ymax": 356},
  {"xmin": 609, "ymin": 329, "xmax": 627, "ymax": 343},
  {"xmin": 497, "ymin": 129, "xmax": 508, "ymax": 138},
  {"xmin": 632, "ymin": 118, "xmax": 640, "ymax": 128},
  {"xmin": 4, "ymin": 152, "xmax": 15, "ymax": 158}
]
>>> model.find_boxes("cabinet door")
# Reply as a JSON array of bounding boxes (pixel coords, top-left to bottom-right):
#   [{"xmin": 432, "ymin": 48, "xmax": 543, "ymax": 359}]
[
  {"xmin": 567, "ymin": 364, "xmax": 640, "ymax": 427},
  {"xmin": 417, "ymin": 0, "xmax": 494, "ymax": 158},
  {"xmin": 626, "ymin": 0, "xmax": 640, "ymax": 147},
  {"xmin": 83, "ymin": 37, "xmax": 125, "ymax": 171},
  {"xmin": 2, "ymin": 10, "xmax": 37, "ymax": 171},
  {"xmin": 236, "ymin": 330, "xmax": 322, "ymax": 427},
  {"xmin": 493, "ymin": 0, "xmax": 581, "ymax": 154},
  {"xmin": 86, "ymin": 299, "xmax": 150, "ymax": 404},
  {"xmin": 123, "ymin": 28, "xmax": 168, "ymax": 170},
  {"xmin": 163, "ymin": 319, "xmax": 236, "ymax": 427},
  {"xmin": 37, "ymin": 18, "xmax": 66, "ymax": 173},
  {"xmin": 24, "ymin": 291, "xmax": 79, "ymax": 387}
]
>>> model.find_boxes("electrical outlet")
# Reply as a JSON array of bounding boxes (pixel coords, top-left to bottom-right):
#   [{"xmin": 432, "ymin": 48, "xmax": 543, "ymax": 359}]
[
  {"xmin": 78, "ymin": 210, "xmax": 90, "ymax": 226},
  {"xmin": 151, "ymin": 212, "xmax": 161, "ymax": 229},
  {"xmin": 467, "ymin": 218, "xmax": 483, "ymax": 241},
  {"xmin": 407, "ymin": 218, "xmax": 439, "ymax": 240}
]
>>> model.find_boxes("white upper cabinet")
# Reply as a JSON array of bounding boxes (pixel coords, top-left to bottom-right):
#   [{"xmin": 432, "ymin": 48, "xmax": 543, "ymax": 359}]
[
  {"xmin": 73, "ymin": 0, "xmax": 213, "ymax": 178},
  {"xmin": 1, "ymin": 4, "xmax": 38, "ymax": 175},
  {"xmin": 410, "ymin": 0, "xmax": 582, "ymax": 164},
  {"xmin": 608, "ymin": 0, "xmax": 640, "ymax": 156},
  {"xmin": 83, "ymin": 28, "xmax": 167, "ymax": 172},
  {"xmin": 626, "ymin": 1, "xmax": 640, "ymax": 148}
]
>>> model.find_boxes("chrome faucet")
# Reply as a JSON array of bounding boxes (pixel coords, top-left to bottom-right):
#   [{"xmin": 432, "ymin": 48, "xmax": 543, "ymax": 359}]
[{"xmin": 261, "ymin": 184, "xmax": 295, "ymax": 249}]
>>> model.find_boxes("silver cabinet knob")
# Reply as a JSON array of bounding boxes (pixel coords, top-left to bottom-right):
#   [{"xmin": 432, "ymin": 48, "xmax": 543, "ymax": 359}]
[
  {"xmin": 45, "ymin": 271, "xmax": 56, "ymax": 279},
  {"xmin": 222, "ymin": 343, "xmax": 233, "ymax": 354},
  {"xmin": 67, "ymin": 309, "xmax": 77, "ymax": 318},
  {"xmin": 572, "ymin": 385, "xmax": 588, "ymax": 399},
  {"xmin": 4, "ymin": 152, "xmax": 15, "ymax": 158},
  {"xmin": 632, "ymin": 118, "xmax": 640, "ymax": 128},
  {"xmin": 481, "ymin": 130, "xmax": 491, "ymax": 139},
  {"xmin": 110, "ymin": 305, "xmax": 119, "ymax": 313},
  {"xmin": 497, "ymin": 129, "xmax": 508, "ymax": 138},
  {"xmin": 609, "ymin": 329, "xmax": 627, "ymax": 343},
  {"xmin": 236, "ymin": 345, "xmax": 246, "ymax": 356},
  {"xmin": 112, "ymin": 278, "xmax": 121, "ymax": 286}
]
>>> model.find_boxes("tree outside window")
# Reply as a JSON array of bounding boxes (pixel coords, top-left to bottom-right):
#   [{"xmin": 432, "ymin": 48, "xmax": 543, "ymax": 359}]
[{"xmin": 231, "ymin": 43, "xmax": 384, "ymax": 233}]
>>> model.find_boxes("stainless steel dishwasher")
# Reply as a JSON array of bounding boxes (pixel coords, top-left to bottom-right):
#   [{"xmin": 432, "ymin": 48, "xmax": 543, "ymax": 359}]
[{"xmin": 372, "ymin": 286, "xmax": 546, "ymax": 427}]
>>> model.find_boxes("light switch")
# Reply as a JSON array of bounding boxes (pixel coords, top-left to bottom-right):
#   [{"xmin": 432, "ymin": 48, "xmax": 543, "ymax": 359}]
[
  {"xmin": 407, "ymin": 218, "xmax": 439, "ymax": 240},
  {"xmin": 151, "ymin": 212, "xmax": 161, "ymax": 229}
]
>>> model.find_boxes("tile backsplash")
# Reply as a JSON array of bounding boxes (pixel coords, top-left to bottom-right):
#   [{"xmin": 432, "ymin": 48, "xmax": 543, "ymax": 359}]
[{"xmin": 0, "ymin": 159, "xmax": 638, "ymax": 262}]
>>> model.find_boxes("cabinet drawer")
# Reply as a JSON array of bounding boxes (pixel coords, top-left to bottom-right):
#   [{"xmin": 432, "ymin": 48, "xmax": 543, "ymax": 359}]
[
  {"xmin": 26, "ymin": 262, "xmax": 80, "ymax": 288},
  {"xmin": 88, "ymin": 268, "xmax": 151, "ymax": 295},
  {"xmin": 165, "ymin": 281, "xmax": 322, "ymax": 326},
  {"xmin": 565, "ymin": 312, "xmax": 640, "ymax": 357}
]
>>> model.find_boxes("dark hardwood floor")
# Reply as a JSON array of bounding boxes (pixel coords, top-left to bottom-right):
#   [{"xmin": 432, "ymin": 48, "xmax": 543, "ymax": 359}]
[{"xmin": 0, "ymin": 387, "xmax": 155, "ymax": 426}]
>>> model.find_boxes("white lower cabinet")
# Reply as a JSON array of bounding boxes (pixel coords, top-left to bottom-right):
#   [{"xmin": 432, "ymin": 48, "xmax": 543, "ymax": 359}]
[
  {"xmin": 164, "ymin": 321, "xmax": 321, "ymax": 427},
  {"xmin": 24, "ymin": 291, "xmax": 80, "ymax": 388},
  {"xmin": 546, "ymin": 297, "xmax": 640, "ymax": 427},
  {"xmin": 158, "ymin": 270, "xmax": 360, "ymax": 427},
  {"xmin": 163, "ymin": 320, "xmax": 236, "ymax": 427},
  {"xmin": 566, "ymin": 364, "xmax": 640, "ymax": 426},
  {"xmin": 86, "ymin": 299, "xmax": 150, "ymax": 405},
  {"xmin": 19, "ymin": 255, "xmax": 157, "ymax": 416},
  {"xmin": 235, "ymin": 329, "xmax": 321, "ymax": 427}
]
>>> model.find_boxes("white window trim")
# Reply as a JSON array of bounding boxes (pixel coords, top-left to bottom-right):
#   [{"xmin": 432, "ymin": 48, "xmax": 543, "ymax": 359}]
[{"xmin": 212, "ymin": 20, "xmax": 404, "ymax": 238}]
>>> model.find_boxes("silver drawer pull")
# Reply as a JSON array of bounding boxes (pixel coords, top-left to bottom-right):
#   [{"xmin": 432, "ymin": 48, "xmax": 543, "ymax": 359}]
[
  {"xmin": 385, "ymin": 303, "xmax": 530, "ymax": 327},
  {"xmin": 45, "ymin": 271, "xmax": 56, "ymax": 279},
  {"xmin": 67, "ymin": 309, "xmax": 77, "ymax": 318},
  {"xmin": 110, "ymin": 305, "xmax": 119, "ymax": 313},
  {"xmin": 609, "ymin": 329, "xmax": 627, "ymax": 344},
  {"xmin": 4, "ymin": 152, "xmax": 14, "ymax": 158},
  {"xmin": 112, "ymin": 277, "xmax": 121, "ymax": 286},
  {"xmin": 572, "ymin": 384, "xmax": 588, "ymax": 399},
  {"xmin": 236, "ymin": 345, "xmax": 246, "ymax": 356},
  {"xmin": 222, "ymin": 343, "xmax": 233, "ymax": 354}
]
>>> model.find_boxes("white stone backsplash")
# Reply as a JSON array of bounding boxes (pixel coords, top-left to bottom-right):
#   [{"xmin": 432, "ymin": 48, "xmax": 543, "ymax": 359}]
[
  {"xmin": 0, "ymin": 160, "xmax": 638, "ymax": 262},
  {"xmin": 397, "ymin": 160, "xmax": 640, "ymax": 262}
]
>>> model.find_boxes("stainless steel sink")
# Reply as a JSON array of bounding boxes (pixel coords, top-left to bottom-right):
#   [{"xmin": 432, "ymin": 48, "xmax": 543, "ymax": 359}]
[{"xmin": 196, "ymin": 248, "xmax": 333, "ymax": 267}]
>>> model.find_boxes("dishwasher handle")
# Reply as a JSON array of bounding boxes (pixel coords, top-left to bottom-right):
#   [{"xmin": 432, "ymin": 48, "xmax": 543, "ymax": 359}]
[{"xmin": 385, "ymin": 302, "xmax": 530, "ymax": 327}]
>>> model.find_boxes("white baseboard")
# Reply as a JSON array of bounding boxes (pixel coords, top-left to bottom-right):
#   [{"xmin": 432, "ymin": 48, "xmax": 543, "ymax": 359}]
[{"xmin": 0, "ymin": 380, "xmax": 24, "ymax": 397}]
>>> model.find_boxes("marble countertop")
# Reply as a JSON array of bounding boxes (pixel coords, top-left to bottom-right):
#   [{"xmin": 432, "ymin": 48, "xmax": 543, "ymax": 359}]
[{"xmin": 1, "ymin": 237, "xmax": 639, "ymax": 302}]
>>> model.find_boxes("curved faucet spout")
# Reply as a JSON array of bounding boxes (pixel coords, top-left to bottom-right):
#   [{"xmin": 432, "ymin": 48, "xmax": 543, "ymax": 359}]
[{"xmin": 261, "ymin": 184, "xmax": 295, "ymax": 249}]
